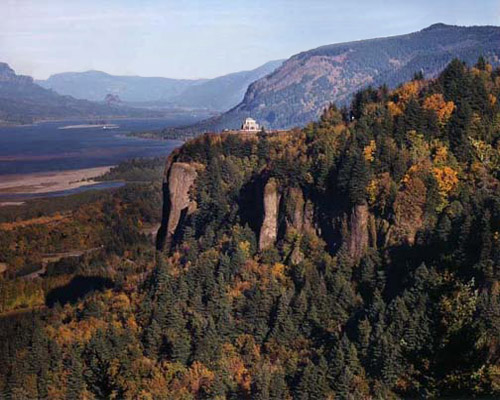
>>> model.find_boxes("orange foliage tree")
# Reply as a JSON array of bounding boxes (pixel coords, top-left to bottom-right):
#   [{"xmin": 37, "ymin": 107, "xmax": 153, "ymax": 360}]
[{"xmin": 423, "ymin": 94, "xmax": 455, "ymax": 125}]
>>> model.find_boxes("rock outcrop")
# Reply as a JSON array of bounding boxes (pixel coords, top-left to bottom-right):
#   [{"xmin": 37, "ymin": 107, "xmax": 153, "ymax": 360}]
[
  {"xmin": 0, "ymin": 63, "xmax": 33, "ymax": 84},
  {"xmin": 345, "ymin": 204, "xmax": 370, "ymax": 262},
  {"xmin": 157, "ymin": 162, "xmax": 198, "ymax": 251},
  {"xmin": 284, "ymin": 187, "xmax": 305, "ymax": 264},
  {"xmin": 259, "ymin": 179, "xmax": 281, "ymax": 251},
  {"xmin": 284, "ymin": 187, "xmax": 315, "ymax": 235},
  {"xmin": 286, "ymin": 187, "xmax": 305, "ymax": 232}
]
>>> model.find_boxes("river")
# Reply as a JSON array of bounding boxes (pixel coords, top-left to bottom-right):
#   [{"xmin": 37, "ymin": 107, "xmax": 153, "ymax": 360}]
[
  {"xmin": 0, "ymin": 118, "xmax": 185, "ymax": 175},
  {"xmin": 0, "ymin": 117, "xmax": 188, "ymax": 201}
]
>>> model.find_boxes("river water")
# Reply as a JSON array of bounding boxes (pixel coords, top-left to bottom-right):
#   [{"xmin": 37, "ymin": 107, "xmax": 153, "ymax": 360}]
[{"xmin": 0, "ymin": 118, "xmax": 185, "ymax": 176}]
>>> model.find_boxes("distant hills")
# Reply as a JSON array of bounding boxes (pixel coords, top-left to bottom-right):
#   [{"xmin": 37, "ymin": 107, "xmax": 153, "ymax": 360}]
[
  {"xmin": 0, "ymin": 63, "xmax": 160, "ymax": 125},
  {"xmin": 167, "ymin": 61, "xmax": 284, "ymax": 111},
  {"xmin": 37, "ymin": 60, "xmax": 283, "ymax": 111},
  {"xmin": 171, "ymin": 23, "xmax": 500, "ymax": 134},
  {"xmin": 37, "ymin": 70, "xmax": 203, "ymax": 104}
]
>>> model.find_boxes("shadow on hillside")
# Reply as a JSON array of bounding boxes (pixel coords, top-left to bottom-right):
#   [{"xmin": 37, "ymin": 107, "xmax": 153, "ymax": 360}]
[
  {"xmin": 238, "ymin": 176, "xmax": 265, "ymax": 236},
  {"xmin": 45, "ymin": 275, "xmax": 113, "ymax": 307}
]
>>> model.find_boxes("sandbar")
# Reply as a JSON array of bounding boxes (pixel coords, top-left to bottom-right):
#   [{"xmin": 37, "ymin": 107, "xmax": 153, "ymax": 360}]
[
  {"xmin": 58, "ymin": 124, "xmax": 119, "ymax": 130},
  {"xmin": 0, "ymin": 166, "xmax": 114, "ymax": 195}
]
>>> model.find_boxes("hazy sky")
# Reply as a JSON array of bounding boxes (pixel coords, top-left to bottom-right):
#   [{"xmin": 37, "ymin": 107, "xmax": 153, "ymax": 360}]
[{"xmin": 1, "ymin": 0, "xmax": 499, "ymax": 79}]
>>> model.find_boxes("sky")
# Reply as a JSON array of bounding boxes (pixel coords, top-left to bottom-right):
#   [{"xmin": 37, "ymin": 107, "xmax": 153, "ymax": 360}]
[{"xmin": 1, "ymin": 0, "xmax": 499, "ymax": 80}]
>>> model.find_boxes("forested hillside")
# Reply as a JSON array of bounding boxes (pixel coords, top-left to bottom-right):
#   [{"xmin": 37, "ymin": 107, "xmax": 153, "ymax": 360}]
[
  {"xmin": 166, "ymin": 23, "xmax": 500, "ymax": 136},
  {"xmin": 1, "ymin": 59, "xmax": 499, "ymax": 399}
]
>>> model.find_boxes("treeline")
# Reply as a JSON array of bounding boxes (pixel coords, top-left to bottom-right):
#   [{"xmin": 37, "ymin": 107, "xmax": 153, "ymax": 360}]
[{"xmin": 97, "ymin": 157, "xmax": 166, "ymax": 182}]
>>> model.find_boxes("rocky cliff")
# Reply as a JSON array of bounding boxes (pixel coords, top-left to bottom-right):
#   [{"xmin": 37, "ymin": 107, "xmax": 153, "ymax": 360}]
[
  {"xmin": 0, "ymin": 63, "xmax": 33, "ymax": 85},
  {"xmin": 345, "ymin": 204, "xmax": 370, "ymax": 262},
  {"xmin": 157, "ymin": 153, "xmax": 202, "ymax": 251},
  {"xmin": 258, "ymin": 179, "xmax": 281, "ymax": 250},
  {"xmin": 158, "ymin": 131, "xmax": 380, "ymax": 263},
  {"xmin": 157, "ymin": 162, "xmax": 198, "ymax": 250}
]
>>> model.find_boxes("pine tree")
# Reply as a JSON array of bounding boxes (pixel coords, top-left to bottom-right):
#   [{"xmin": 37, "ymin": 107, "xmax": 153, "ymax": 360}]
[
  {"xmin": 269, "ymin": 370, "xmax": 288, "ymax": 400},
  {"xmin": 66, "ymin": 345, "xmax": 84, "ymax": 400}
]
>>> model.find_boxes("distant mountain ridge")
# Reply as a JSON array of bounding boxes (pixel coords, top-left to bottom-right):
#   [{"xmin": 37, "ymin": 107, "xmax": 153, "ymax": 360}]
[
  {"xmin": 37, "ymin": 60, "xmax": 283, "ymax": 111},
  {"xmin": 38, "ymin": 70, "xmax": 205, "ymax": 104},
  {"xmin": 0, "ymin": 63, "xmax": 160, "ymax": 125},
  {"xmin": 172, "ymin": 23, "xmax": 500, "ymax": 134},
  {"xmin": 168, "ymin": 61, "xmax": 284, "ymax": 111}
]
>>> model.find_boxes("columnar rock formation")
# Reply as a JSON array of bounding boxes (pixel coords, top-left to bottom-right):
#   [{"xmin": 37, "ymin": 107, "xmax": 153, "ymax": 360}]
[
  {"xmin": 345, "ymin": 204, "xmax": 370, "ymax": 262},
  {"xmin": 157, "ymin": 139, "xmax": 380, "ymax": 265},
  {"xmin": 158, "ymin": 156, "xmax": 379, "ymax": 265},
  {"xmin": 259, "ymin": 179, "xmax": 281, "ymax": 251},
  {"xmin": 282, "ymin": 187, "xmax": 317, "ymax": 264},
  {"xmin": 157, "ymin": 162, "xmax": 198, "ymax": 251},
  {"xmin": 251, "ymin": 184, "xmax": 319, "ymax": 261}
]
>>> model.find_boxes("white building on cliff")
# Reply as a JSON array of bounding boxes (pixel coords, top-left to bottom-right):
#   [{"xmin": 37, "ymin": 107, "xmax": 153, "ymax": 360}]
[{"xmin": 241, "ymin": 117, "xmax": 260, "ymax": 132}]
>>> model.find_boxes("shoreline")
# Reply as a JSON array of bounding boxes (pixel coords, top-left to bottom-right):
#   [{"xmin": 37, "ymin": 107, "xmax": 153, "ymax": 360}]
[
  {"xmin": 0, "ymin": 115, "xmax": 206, "ymax": 129},
  {"xmin": 0, "ymin": 166, "xmax": 115, "ymax": 197},
  {"xmin": 58, "ymin": 124, "xmax": 119, "ymax": 130}
]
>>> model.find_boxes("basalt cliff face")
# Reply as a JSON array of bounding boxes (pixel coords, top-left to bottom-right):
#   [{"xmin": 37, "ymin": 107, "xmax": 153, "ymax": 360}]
[
  {"xmin": 158, "ymin": 131, "xmax": 392, "ymax": 264},
  {"xmin": 258, "ymin": 178, "xmax": 281, "ymax": 251},
  {"xmin": 156, "ymin": 159, "xmax": 200, "ymax": 252}
]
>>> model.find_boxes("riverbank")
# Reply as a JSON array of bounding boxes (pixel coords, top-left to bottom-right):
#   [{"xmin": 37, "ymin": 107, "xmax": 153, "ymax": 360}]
[{"xmin": 0, "ymin": 166, "xmax": 114, "ymax": 199}]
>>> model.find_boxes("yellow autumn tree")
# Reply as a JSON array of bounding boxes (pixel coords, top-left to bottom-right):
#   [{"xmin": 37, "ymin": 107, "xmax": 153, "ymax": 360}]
[
  {"xmin": 433, "ymin": 144, "xmax": 449, "ymax": 166},
  {"xmin": 387, "ymin": 81, "xmax": 423, "ymax": 117},
  {"xmin": 395, "ymin": 81, "xmax": 421, "ymax": 104},
  {"xmin": 423, "ymin": 94, "xmax": 455, "ymax": 125},
  {"xmin": 366, "ymin": 179, "xmax": 378, "ymax": 206},
  {"xmin": 407, "ymin": 131, "xmax": 430, "ymax": 163},
  {"xmin": 387, "ymin": 100, "xmax": 403, "ymax": 117},
  {"xmin": 433, "ymin": 166, "xmax": 459, "ymax": 195},
  {"xmin": 433, "ymin": 166, "xmax": 459, "ymax": 212},
  {"xmin": 470, "ymin": 137, "xmax": 500, "ymax": 172},
  {"xmin": 363, "ymin": 140, "xmax": 376, "ymax": 162}
]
